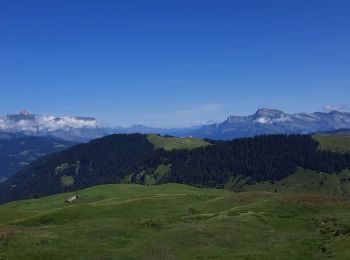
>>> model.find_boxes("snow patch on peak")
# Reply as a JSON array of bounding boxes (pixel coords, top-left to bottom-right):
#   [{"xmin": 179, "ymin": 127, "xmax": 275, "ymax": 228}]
[{"xmin": 256, "ymin": 117, "xmax": 269, "ymax": 124}]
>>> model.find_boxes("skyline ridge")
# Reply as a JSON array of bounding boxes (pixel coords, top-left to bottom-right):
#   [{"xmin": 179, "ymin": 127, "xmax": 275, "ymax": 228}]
[{"xmin": 1, "ymin": 106, "xmax": 350, "ymax": 129}]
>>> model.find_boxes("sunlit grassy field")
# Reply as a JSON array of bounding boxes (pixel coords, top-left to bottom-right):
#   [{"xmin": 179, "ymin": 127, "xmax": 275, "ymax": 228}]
[
  {"xmin": 147, "ymin": 134, "xmax": 210, "ymax": 151},
  {"xmin": 313, "ymin": 134, "xmax": 350, "ymax": 153},
  {"xmin": 1, "ymin": 183, "xmax": 350, "ymax": 259}
]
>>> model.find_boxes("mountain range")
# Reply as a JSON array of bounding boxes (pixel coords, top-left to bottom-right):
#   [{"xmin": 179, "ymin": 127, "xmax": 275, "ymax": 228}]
[
  {"xmin": 1, "ymin": 109, "xmax": 350, "ymax": 142},
  {"xmin": 190, "ymin": 108, "xmax": 350, "ymax": 139}
]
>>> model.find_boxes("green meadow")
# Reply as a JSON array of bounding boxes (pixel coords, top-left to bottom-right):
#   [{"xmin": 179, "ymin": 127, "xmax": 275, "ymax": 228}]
[
  {"xmin": 1, "ymin": 133, "xmax": 349, "ymax": 259},
  {"xmin": 227, "ymin": 168, "xmax": 350, "ymax": 196},
  {"xmin": 147, "ymin": 134, "xmax": 210, "ymax": 151},
  {"xmin": 1, "ymin": 183, "xmax": 350, "ymax": 259},
  {"xmin": 313, "ymin": 134, "xmax": 350, "ymax": 153}
]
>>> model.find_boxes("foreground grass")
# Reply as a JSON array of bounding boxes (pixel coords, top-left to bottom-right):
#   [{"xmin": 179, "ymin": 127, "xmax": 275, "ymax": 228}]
[
  {"xmin": 1, "ymin": 184, "xmax": 350, "ymax": 259},
  {"xmin": 147, "ymin": 134, "xmax": 210, "ymax": 151}
]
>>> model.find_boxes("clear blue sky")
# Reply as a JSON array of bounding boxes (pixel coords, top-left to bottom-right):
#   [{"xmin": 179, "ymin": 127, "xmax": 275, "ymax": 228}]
[{"xmin": 1, "ymin": 0, "xmax": 349, "ymax": 127}]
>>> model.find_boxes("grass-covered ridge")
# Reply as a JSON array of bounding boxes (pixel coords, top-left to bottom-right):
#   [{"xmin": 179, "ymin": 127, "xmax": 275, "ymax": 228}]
[
  {"xmin": 227, "ymin": 168, "xmax": 350, "ymax": 196},
  {"xmin": 313, "ymin": 134, "xmax": 350, "ymax": 153},
  {"xmin": 1, "ymin": 184, "xmax": 350, "ymax": 259},
  {"xmin": 147, "ymin": 134, "xmax": 210, "ymax": 151}
]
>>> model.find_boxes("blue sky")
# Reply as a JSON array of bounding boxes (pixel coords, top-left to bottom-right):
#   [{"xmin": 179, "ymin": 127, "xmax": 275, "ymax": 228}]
[{"xmin": 0, "ymin": 0, "xmax": 349, "ymax": 127}]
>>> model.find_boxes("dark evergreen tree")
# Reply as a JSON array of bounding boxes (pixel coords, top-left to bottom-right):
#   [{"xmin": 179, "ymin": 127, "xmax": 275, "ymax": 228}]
[{"xmin": 0, "ymin": 134, "xmax": 349, "ymax": 204}]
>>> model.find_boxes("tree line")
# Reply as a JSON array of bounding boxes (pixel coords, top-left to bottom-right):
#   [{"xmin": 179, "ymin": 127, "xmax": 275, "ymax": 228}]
[{"xmin": 0, "ymin": 134, "xmax": 349, "ymax": 203}]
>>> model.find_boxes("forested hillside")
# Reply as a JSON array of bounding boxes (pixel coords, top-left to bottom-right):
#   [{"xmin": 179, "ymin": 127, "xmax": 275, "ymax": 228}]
[{"xmin": 0, "ymin": 134, "xmax": 350, "ymax": 204}]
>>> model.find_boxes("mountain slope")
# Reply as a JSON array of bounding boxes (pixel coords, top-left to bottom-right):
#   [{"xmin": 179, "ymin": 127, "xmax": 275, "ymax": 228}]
[
  {"xmin": 0, "ymin": 136, "xmax": 76, "ymax": 182},
  {"xmin": 0, "ymin": 132, "xmax": 26, "ymax": 140},
  {"xmin": 313, "ymin": 132, "xmax": 350, "ymax": 154},
  {"xmin": 1, "ymin": 133, "xmax": 350, "ymax": 204},
  {"xmin": 1, "ymin": 183, "xmax": 350, "ymax": 259},
  {"xmin": 227, "ymin": 167, "xmax": 350, "ymax": 196},
  {"xmin": 191, "ymin": 109, "xmax": 350, "ymax": 140}
]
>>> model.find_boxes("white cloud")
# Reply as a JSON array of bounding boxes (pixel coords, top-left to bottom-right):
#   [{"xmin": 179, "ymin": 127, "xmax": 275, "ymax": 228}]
[
  {"xmin": 323, "ymin": 104, "xmax": 349, "ymax": 112},
  {"xmin": 0, "ymin": 113, "xmax": 100, "ymax": 133}
]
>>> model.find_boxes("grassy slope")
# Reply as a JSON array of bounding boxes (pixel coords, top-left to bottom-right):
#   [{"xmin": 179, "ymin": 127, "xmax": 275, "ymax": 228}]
[
  {"xmin": 313, "ymin": 134, "xmax": 350, "ymax": 153},
  {"xmin": 227, "ymin": 168, "xmax": 350, "ymax": 196},
  {"xmin": 224, "ymin": 134, "xmax": 350, "ymax": 196},
  {"xmin": 1, "ymin": 184, "xmax": 350, "ymax": 259},
  {"xmin": 147, "ymin": 134, "xmax": 210, "ymax": 151},
  {"xmin": 1, "ymin": 134, "xmax": 350, "ymax": 258}
]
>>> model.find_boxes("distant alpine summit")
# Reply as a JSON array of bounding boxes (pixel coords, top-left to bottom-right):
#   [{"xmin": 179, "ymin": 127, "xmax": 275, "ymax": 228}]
[
  {"xmin": 190, "ymin": 108, "xmax": 350, "ymax": 140},
  {"xmin": 1, "ymin": 108, "xmax": 350, "ymax": 141},
  {"xmin": 0, "ymin": 111, "xmax": 106, "ymax": 142}
]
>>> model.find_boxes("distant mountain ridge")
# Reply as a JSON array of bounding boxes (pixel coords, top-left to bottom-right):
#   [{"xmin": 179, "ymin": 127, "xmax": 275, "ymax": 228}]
[
  {"xmin": 110, "ymin": 124, "xmax": 201, "ymax": 136},
  {"xmin": 0, "ymin": 111, "xmax": 201, "ymax": 141},
  {"xmin": 1, "ymin": 109, "xmax": 350, "ymax": 141},
  {"xmin": 190, "ymin": 108, "xmax": 350, "ymax": 140},
  {"xmin": 0, "ymin": 111, "xmax": 106, "ymax": 142}
]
